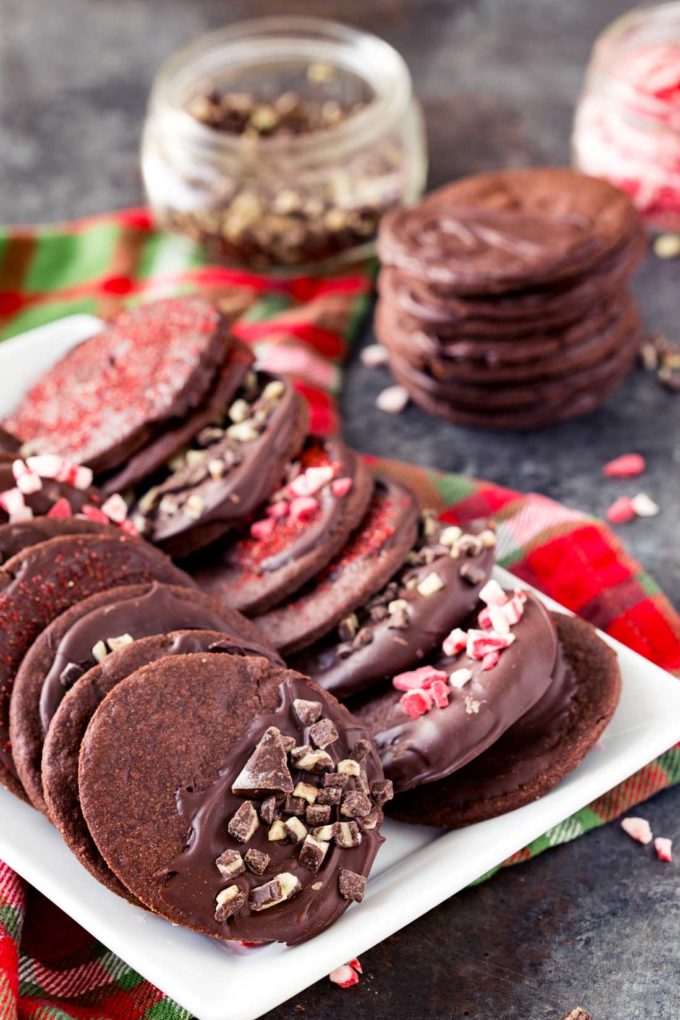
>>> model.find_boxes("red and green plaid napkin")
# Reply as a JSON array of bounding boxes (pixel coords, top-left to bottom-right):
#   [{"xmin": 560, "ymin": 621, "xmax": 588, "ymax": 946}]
[{"xmin": 0, "ymin": 210, "xmax": 678, "ymax": 1020}]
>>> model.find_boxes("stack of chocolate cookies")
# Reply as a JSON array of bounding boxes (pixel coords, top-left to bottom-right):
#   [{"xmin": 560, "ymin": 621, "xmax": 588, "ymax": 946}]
[
  {"xmin": 0, "ymin": 296, "xmax": 623, "ymax": 945},
  {"xmin": 375, "ymin": 167, "xmax": 647, "ymax": 429}
]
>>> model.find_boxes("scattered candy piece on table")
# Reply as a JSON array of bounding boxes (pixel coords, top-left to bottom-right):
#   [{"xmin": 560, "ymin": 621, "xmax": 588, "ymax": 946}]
[
  {"xmin": 329, "ymin": 958, "xmax": 363, "ymax": 988},
  {"xmin": 631, "ymin": 492, "xmax": 660, "ymax": 518},
  {"xmin": 620, "ymin": 816, "xmax": 653, "ymax": 845}
]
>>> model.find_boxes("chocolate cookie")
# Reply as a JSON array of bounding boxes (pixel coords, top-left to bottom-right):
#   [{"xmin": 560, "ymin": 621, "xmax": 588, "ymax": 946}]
[
  {"xmin": 378, "ymin": 168, "xmax": 642, "ymax": 294},
  {"xmin": 130, "ymin": 370, "xmax": 309, "ymax": 558},
  {"xmin": 10, "ymin": 582, "xmax": 267, "ymax": 813},
  {"xmin": 4, "ymin": 297, "xmax": 229, "ymax": 473},
  {"xmin": 0, "ymin": 426, "xmax": 19, "ymax": 455},
  {"xmin": 79, "ymin": 655, "xmax": 390, "ymax": 944},
  {"xmin": 256, "ymin": 476, "xmax": 420, "ymax": 655},
  {"xmin": 353, "ymin": 589, "xmax": 559, "ymax": 792},
  {"xmin": 100, "ymin": 339, "xmax": 255, "ymax": 496},
  {"xmin": 0, "ymin": 461, "xmax": 99, "ymax": 526},
  {"xmin": 0, "ymin": 532, "xmax": 192, "ymax": 799},
  {"xmin": 387, "ymin": 613, "xmax": 621, "ymax": 827},
  {"xmin": 189, "ymin": 437, "xmax": 374, "ymax": 614},
  {"xmin": 0, "ymin": 518, "xmax": 113, "ymax": 567},
  {"xmin": 43, "ymin": 630, "xmax": 282, "ymax": 898},
  {"xmin": 293, "ymin": 516, "xmax": 496, "ymax": 699}
]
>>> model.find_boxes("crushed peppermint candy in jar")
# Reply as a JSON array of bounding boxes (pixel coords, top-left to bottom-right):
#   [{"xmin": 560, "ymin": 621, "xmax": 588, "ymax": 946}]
[{"xmin": 654, "ymin": 837, "xmax": 673, "ymax": 862}]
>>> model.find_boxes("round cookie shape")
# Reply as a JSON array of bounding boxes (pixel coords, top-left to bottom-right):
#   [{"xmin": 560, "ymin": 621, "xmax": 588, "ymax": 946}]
[
  {"xmin": 0, "ymin": 462, "xmax": 100, "ymax": 526},
  {"xmin": 43, "ymin": 630, "xmax": 283, "ymax": 899},
  {"xmin": 293, "ymin": 516, "xmax": 496, "ymax": 699},
  {"xmin": 0, "ymin": 532, "xmax": 192, "ymax": 799},
  {"xmin": 79, "ymin": 655, "xmax": 389, "ymax": 944},
  {"xmin": 130, "ymin": 370, "xmax": 309, "ymax": 558},
  {"xmin": 378, "ymin": 168, "xmax": 642, "ymax": 294},
  {"xmin": 10, "ymin": 581, "xmax": 268, "ymax": 812},
  {"xmin": 388, "ymin": 613, "xmax": 621, "ymax": 827},
  {"xmin": 100, "ymin": 339, "xmax": 255, "ymax": 496},
  {"xmin": 353, "ymin": 590, "xmax": 558, "ymax": 792},
  {"xmin": 189, "ymin": 437, "xmax": 374, "ymax": 614},
  {"xmin": 0, "ymin": 518, "xmax": 113, "ymax": 567},
  {"xmin": 4, "ymin": 297, "xmax": 229, "ymax": 473},
  {"xmin": 255, "ymin": 476, "xmax": 420, "ymax": 655}
]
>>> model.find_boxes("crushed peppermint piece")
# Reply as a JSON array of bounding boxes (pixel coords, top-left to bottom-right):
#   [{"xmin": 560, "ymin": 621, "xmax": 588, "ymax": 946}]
[
  {"xmin": 478, "ymin": 579, "xmax": 507, "ymax": 606},
  {"xmin": 653, "ymin": 233, "xmax": 680, "ymax": 259},
  {"xmin": 338, "ymin": 868, "xmax": 367, "ymax": 902},
  {"xmin": 620, "ymin": 816, "xmax": 653, "ymax": 845},
  {"xmin": 250, "ymin": 517, "xmax": 276, "ymax": 541},
  {"xmin": 331, "ymin": 476, "xmax": 353, "ymax": 498},
  {"xmin": 81, "ymin": 504, "xmax": 109, "ymax": 524},
  {"xmin": 606, "ymin": 496, "xmax": 636, "ymax": 524},
  {"xmin": 631, "ymin": 492, "xmax": 660, "ymax": 518},
  {"xmin": 602, "ymin": 453, "xmax": 646, "ymax": 478},
  {"xmin": 466, "ymin": 629, "xmax": 515, "ymax": 659},
  {"xmin": 654, "ymin": 837, "xmax": 673, "ymax": 862},
  {"xmin": 376, "ymin": 384, "xmax": 409, "ymax": 415},
  {"xmin": 361, "ymin": 343, "xmax": 389, "ymax": 367},
  {"xmin": 449, "ymin": 667, "xmax": 472, "ymax": 689}
]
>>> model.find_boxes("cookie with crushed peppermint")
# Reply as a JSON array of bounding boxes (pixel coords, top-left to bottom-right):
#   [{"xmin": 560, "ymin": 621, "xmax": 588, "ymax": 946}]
[
  {"xmin": 129, "ymin": 370, "xmax": 309, "ymax": 558},
  {"xmin": 10, "ymin": 581, "xmax": 268, "ymax": 813},
  {"xmin": 0, "ymin": 532, "xmax": 192, "ymax": 800},
  {"xmin": 188, "ymin": 437, "xmax": 374, "ymax": 614},
  {"xmin": 255, "ymin": 476, "xmax": 420, "ymax": 655},
  {"xmin": 353, "ymin": 588, "xmax": 559, "ymax": 793},
  {"xmin": 78, "ymin": 655, "xmax": 388, "ymax": 944},
  {"xmin": 4, "ymin": 297, "xmax": 229, "ymax": 473},
  {"xmin": 292, "ymin": 515, "xmax": 496, "ymax": 698},
  {"xmin": 43, "ymin": 629, "xmax": 281, "ymax": 900},
  {"xmin": 387, "ymin": 613, "xmax": 621, "ymax": 828},
  {"xmin": 0, "ymin": 459, "xmax": 101, "ymax": 526}
]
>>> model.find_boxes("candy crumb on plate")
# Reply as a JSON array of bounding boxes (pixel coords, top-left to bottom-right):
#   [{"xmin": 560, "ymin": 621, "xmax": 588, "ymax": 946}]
[
  {"xmin": 654, "ymin": 837, "xmax": 673, "ymax": 863},
  {"xmin": 605, "ymin": 496, "xmax": 636, "ymax": 524},
  {"xmin": 620, "ymin": 816, "xmax": 653, "ymax": 845},
  {"xmin": 631, "ymin": 492, "xmax": 660, "ymax": 518},
  {"xmin": 602, "ymin": 453, "xmax": 646, "ymax": 478},
  {"xmin": 329, "ymin": 958, "xmax": 363, "ymax": 988}
]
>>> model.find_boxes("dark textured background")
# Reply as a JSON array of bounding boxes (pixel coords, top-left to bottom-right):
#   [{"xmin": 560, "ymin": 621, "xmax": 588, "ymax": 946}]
[{"xmin": 1, "ymin": 1, "xmax": 678, "ymax": 1017}]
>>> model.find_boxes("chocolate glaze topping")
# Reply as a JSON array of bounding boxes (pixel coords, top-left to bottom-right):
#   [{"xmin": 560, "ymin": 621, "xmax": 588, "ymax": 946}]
[
  {"xmin": 294, "ymin": 517, "xmax": 496, "ymax": 698},
  {"xmin": 159, "ymin": 677, "xmax": 385, "ymax": 945},
  {"xmin": 354, "ymin": 591, "xmax": 558, "ymax": 792},
  {"xmin": 38, "ymin": 582, "xmax": 258, "ymax": 734}
]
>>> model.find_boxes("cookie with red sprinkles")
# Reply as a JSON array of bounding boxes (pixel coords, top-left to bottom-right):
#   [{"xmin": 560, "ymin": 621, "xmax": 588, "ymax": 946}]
[
  {"xmin": 255, "ymin": 476, "xmax": 420, "ymax": 655},
  {"xmin": 387, "ymin": 612, "xmax": 621, "ymax": 827},
  {"xmin": 4, "ymin": 297, "xmax": 229, "ymax": 473},
  {"xmin": 189, "ymin": 437, "xmax": 374, "ymax": 614},
  {"xmin": 0, "ymin": 532, "xmax": 193, "ymax": 799}
]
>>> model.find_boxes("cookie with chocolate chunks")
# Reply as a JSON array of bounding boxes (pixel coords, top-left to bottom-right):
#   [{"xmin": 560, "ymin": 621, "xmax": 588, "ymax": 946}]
[
  {"xmin": 353, "ymin": 589, "xmax": 559, "ymax": 793},
  {"xmin": 388, "ymin": 613, "xmax": 621, "ymax": 827},
  {"xmin": 43, "ymin": 630, "xmax": 282, "ymax": 899},
  {"xmin": 256, "ymin": 476, "xmax": 420, "ymax": 655},
  {"xmin": 4, "ymin": 297, "xmax": 229, "ymax": 473},
  {"xmin": 11, "ymin": 581, "xmax": 268, "ymax": 813},
  {"xmin": 378, "ymin": 168, "xmax": 643, "ymax": 294},
  {"xmin": 189, "ymin": 437, "xmax": 373, "ymax": 614},
  {"xmin": 130, "ymin": 370, "xmax": 309, "ymax": 558},
  {"xmin": 0, "ymin": 532, "xmax": 192, "ymax": 799},
  {"xmin": 0, "ymin": 518, "xmax": 115, "ymax": 567},
  {"xmin": 293, "ymin": 516, "xmax": 496, "ymax": 698},
  {"xmin": 100, "ymin": 339, "xmax": 255, "ymax": 496},
  {"xmin": 78, "ymin": 655, "xmax": 388, "ymax": 944},
  {"xmin": 0, "ymin": 427, "xmax": 19, "ymax": 457}
]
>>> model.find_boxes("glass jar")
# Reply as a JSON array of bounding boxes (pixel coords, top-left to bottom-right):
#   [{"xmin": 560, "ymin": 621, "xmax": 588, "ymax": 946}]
[
  {"xmin": 572, "ymin": 2, "xmax": 680, "ymax": 232},
  {"xmin": 141, "ymin": 17, "xmax": 427, "ymax": 272}
]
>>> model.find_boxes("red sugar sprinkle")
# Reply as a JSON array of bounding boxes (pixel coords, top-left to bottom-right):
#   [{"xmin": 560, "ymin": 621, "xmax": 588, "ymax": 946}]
[
  {"xmin": 81, "ymin": 504, "xmax": 109, "ymax": 524},
  {"xmin": 393, "ymin": 666, "xmax": 448, "ymax": 691},
  {"xmin": 399, "ymin": 688, "xmax": 433, "ymax": 719},
  {"xmin": 289, "ymin": 496, "xmax": 319, "ymax": 522},
  {"xmin": 429, "ymin": 678, "xmax": 451, "ymax": 708},
  {"xmin": 481, "ymin": 650, "xmax": 500, "ymax": 671},
  {"xmin": 603, "ymin": 453, "xmax": 646, "ymax": 478},
  {"xmin": 620, "ymin": 816, "xmax": 653, "ymax": 845},
  {"xmin": 329, "ymin": 962, "xmax": 361, "ymax": 988},
  {"xmin": 250, "ymin": 518, "xmax": 276, "ymax": 541},
  {"xmin": 606, "ymin": 496, "xmax": 636, "ymax": 524},
  {"xmin": 442, "ymin": 627, "xmax": 467, "ymax": 656}
]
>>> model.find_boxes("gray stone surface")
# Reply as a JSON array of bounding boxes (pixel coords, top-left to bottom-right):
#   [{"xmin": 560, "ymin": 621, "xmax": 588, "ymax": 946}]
[{"xmin": 1, "ymin": 1, "xmax": 678, "ymax": 1017}]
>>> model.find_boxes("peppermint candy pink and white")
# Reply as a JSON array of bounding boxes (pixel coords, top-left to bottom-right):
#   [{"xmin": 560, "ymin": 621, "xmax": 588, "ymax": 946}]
[
  {"xmin": 248, "ymin": 461, "xmax": 353, "ymax": 541},
  {"xmin": 393, "ymin": 580, "xmax": 528, "ymax": 720}
]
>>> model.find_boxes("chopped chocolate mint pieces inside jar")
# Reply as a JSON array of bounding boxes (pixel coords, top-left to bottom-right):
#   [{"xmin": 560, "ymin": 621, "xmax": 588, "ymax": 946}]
[{"xmin": 291, "ymin": 515, "xmax": 496, "ymax": 699}]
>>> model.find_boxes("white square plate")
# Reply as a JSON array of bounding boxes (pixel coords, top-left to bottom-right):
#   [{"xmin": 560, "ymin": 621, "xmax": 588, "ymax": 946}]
[{"xmin": 1, "ymin": 316, "xmax": 679, "ymax": 1020}]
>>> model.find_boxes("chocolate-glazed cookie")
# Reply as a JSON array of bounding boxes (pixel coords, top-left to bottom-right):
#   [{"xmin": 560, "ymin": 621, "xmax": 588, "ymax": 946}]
[
  {"xmin": 0, "ymin": 532, "xmax": 192, "ymax": 799},
  {"xmin": 130, "ymin": 370, "xmax": 309, "ymax": 558},
  {"xmin": 100, "ymin": 339, "xmax": 255, "ymax": 496},
  {"xmin": 353, "ymin": 590, "xmax": 559, "ymax": 793},
  {"xmin": 189, "ymin": 437, "xmax": 374, "ymax": 614},
  {"xmin": 388, "ymin": 613, "xmax": 621, "ymax": 827},
  {"xmin": 378, "ymin": 168, "xmax": 642, "ymax": 294},
  {"xmin": 79, "ymin": 655, "xmax": 389, "ymax": 944},
  {"xmin": 256, "ymin": 476, "xmax": 420, "ymax": 655},
  {"xmin": 10, "ymin": 582, "xmax": 268, "ymax": 813},
  {"xmin": 0, "ymin": 427, "xmax": 19, "ymax": 456},
  {"xmin": 0, "ymin": 462, "xmax": 100, "ymax": 526},
  {"xmin": 4, "ymin": 297, "xmax": 229, "ymax": 473},
  {"xmin": 293, "ymin": 516, "xmax": 496, "ymax": 699},
  {"xmin": 43, "ymin": 630, "xmax": 282, "ymax": 899},
  {"xmin": 0, "ymin": 518, "xmax": 114, "ymax": 567}
]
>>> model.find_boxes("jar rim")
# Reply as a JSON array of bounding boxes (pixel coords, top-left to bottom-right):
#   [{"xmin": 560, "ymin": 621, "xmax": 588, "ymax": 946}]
[{"xmin": 149, "ymin": 16, "xmax": 414, "ymax": 159}]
